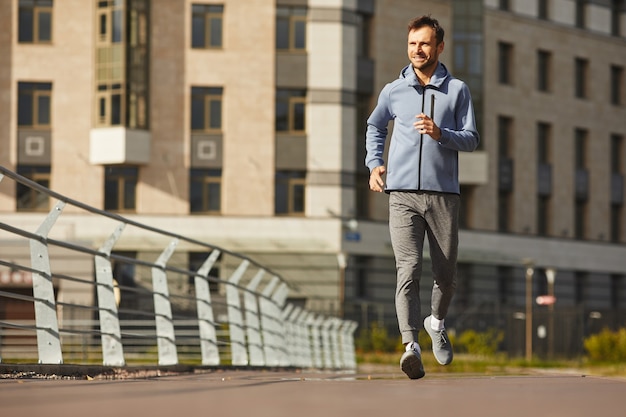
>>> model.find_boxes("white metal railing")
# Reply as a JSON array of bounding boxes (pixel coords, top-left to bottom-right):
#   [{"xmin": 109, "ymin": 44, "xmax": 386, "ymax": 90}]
[{"xmin": 0, "ymin": 166, "xmax": 357, "ymax": 369}]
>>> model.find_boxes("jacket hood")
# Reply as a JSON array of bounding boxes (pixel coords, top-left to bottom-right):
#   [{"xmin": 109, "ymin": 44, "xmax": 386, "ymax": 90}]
[{"xmin": 399, "ymin": 62, "xmax": 450, "ymax": 88}]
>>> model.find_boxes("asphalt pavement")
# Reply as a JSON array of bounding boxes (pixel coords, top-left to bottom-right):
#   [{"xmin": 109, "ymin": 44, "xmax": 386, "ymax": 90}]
[{"xmin": 1, "ymin": 365, "xmax": 625, "ymax": 417}]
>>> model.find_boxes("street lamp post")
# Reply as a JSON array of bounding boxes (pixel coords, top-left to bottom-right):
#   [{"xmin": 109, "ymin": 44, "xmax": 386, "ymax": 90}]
[
  {"xmin": 545, "ymin": 268, "xmax": 556, "ymax": 359},
  {"xmin": 524, "ymin": 259, "xmax": 534, "ymax": 362}
]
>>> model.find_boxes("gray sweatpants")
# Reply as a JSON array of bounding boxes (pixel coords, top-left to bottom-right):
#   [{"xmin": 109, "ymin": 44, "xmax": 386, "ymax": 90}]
[{"xmin": 389, "ymin": 191, "xmax": 459, "ymax": 344}]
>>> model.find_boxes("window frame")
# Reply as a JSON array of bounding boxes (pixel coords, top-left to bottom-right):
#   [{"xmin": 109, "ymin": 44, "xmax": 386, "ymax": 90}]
[
  {"xmin": 104, "ymin": 166, "xmax": 138, "ymax": 213},
  {"xmin": 574, "ymin": 57, "xmax": 588, "ymax": 99},
  {"xmin": 189, "ymin": 168, "xmax": 222, "ymax": 214},
  {"xmin": 537, "ymin": 50, "xmax": 552, "ymax": 93},
  {"xmin": 276, "ymin": 6, "xmax": 307, "ymax": 52},
  {"xmin": 610, "ymin": 65, "xmax": 623, "ymax": 106},
  {"xmin": 498, "ymin": 41, "xmax": 513, "ymax": 85},
  {"xmin": 16, "ymin": 165, "xmax": 51, "ymax": 212},
  {"xmin": 191, "ymin": 4, "xmax": 224, "ymax": 49},
  {"xmin": 275, "ymin": 89, "xmax": 306, "ymax": 134},
  {"xmin": 18, "ymin": 0, "xmax": 53, "ymax": 44},
  {"xmin": 17, "ymin": 82, "xmax": 53, "ymax": 129},
  {"xmin": 275, "ymin": 170, "xmax": 306, "ymax": 216},
  {"xmin": 191, "ymin": 87, "xmax": 224, "ymax": 132}
]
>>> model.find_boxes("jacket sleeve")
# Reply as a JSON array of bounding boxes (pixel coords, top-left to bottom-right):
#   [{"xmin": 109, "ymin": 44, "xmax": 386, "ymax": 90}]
[
  {"xmin": 365, "ymin": 85, "xmax": 393, "ymax": 171},
  {"xmin": 438, "ymin": 83, "xmax": 480, "ymax": 152}
]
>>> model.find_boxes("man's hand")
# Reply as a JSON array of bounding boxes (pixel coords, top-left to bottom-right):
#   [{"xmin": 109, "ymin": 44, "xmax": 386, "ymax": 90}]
[
  {"xmin": 414, "ymin": 113, "xmax": 441, "ymax": 141},
  {"xmin": 369, "ymin": 166, "xmax": 386, "ymax": 192}
]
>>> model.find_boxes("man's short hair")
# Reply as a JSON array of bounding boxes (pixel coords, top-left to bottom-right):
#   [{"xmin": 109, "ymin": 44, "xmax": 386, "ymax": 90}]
[{"xmin": 408, "ymin": 15, "xmax": 445, "ymax": 45}]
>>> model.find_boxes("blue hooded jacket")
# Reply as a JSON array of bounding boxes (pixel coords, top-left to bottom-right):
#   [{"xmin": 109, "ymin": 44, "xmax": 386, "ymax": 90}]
[{"xmin": 365, "ymin": 62, "xmax": 479, "ymax": 194}]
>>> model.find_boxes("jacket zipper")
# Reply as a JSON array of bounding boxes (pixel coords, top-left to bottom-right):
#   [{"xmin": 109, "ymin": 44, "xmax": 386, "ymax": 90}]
[{"xmin": 417, "ymin": 88, "xmax": 426, "ymax": 191}]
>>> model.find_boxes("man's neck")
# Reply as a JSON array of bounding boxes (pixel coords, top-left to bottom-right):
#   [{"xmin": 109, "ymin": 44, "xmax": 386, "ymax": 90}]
[{"xmin": 414, "ymin": 62, "xmax": 438, "ymax": 86}]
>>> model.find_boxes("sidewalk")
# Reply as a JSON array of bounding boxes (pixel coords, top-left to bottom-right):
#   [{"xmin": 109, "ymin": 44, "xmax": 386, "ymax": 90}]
[{"xmin": 2, "ymin": 366, "xmax": 625, "ymax": 417}]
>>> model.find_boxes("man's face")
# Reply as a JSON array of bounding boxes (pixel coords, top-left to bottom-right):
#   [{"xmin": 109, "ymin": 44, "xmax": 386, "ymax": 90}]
[{"xmin": 407, "ymin": 26, "xmax": 444, "ymax": 73}]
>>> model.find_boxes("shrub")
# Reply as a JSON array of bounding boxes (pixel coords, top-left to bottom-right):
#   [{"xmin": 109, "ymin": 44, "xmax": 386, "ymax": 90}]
[
  {"xmin": 584, "ymin": 328, "xmax": 626, "ymax": 362},
  {"xmin": 355, "ymin": 322, "xmax": 401, "ymax": 353},
  {"xmin": 456, "ymin": 328, "xmax": 504, "ymax": 356}
]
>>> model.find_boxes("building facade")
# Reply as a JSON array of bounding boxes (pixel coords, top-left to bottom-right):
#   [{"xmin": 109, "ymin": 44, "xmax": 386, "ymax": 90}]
[{"xmin": 1, "ymin": 0, "xmax": 625, "ymax": 356}]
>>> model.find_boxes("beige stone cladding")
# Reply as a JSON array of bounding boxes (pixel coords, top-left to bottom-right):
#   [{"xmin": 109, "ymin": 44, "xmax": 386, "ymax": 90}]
[{"xmin": 479, "ymin": 9, "xmax": 626, "ymax": 241}]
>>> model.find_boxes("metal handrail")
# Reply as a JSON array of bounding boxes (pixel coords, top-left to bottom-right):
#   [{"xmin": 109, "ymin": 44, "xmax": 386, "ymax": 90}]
[{"xmin": 0, "ymin": 165, "xmax": 357, "ymax": 370}]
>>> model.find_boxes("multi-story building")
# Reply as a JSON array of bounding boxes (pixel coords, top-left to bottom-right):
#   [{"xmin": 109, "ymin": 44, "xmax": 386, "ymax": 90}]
[{"xmin": 1, "ymin": 0, "xmax": 625, "ymax": 356}]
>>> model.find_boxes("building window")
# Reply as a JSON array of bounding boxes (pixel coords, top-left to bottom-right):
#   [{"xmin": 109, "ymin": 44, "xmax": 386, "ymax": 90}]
[
  {"xmin": 574, "ymin": 271, "xmax": 587, "ymax": 304},
  {"xmin": 189, "ymin": 168, "xmax": 222, "ymax": 213},
  {"xmin": 612, "ymin": 204, "xmax": 623, "ymax": 242},
  {"xmin": 610, "ymin": 65, "xmax": 623, "ymax": 106},
  {"xmin": 497, "ymin": 116, "xmax": 513, "ymax": 232},
  {"xmin": 610, "ymin": 274, "xmax": 623, "ymax": 308},
  {"xmin": 575, "ymin": 0, "xmax": 586, "ymax": 29},
  {"xmin": 18, "ymin": 0, "xmax": 53, "ymax": 43},
  {"xmin": 191, "ymin": 87, "xmax": 223, "ymax": 132},
  {"xmin": 574, "ymin": 58, "xmax": 588, "ymax": 99},
  {"xmin": 499, "ymin": 0, "xmax": 510, "ymax": 11},
  {"xmin": 460, "ymin": 185, "xmax": 475, "ymax": 230},
  {"xmin": 104, "ymin": 166, "xmax": 138, "ymax": 212},
  {"xmin": 356, "ymin": 13, "xmax": 372, "ymax": 59},
  {"xmin": 191, "ymin": 4, "xmax": 223, "ymax": 49},
  {"xmin": 18, "ymin": 82, "xmax": 52, "ymax": 128},
  {"xmin": 498, "ymin": 42, "xmax": 513, "ymax": 85},
  {"xmin": 538, "ymin": 0, "xmax": 549, "ymax": 20},
  {"xmin": 95, "ymin": 0, "xmax": 149, "ymax": 129},
  {"xmin": 276, "ymin": 6, "xmax": 306, "ymax": 52},
  {"xmin": 611, "ymin": 134, "xmax": 624, "ymax": 242},
  {"xmin": 354, "ymin": 256, "xmax": 370, "ymax": 299},
  {"xmin": 574, "ymin": 129, "xmax": 588, "ymax": 239},
  {"xmin": 275, "ymin": 171, "xmax": 305, "ymax": 215},
  {"xmin": 16, "ymin": 165, "xmax": 51, "ymax": 211},
  {"xmin": 537, "ymin": 50, "xmax": 551, "ymax": 92},
  {"xmin": 276, "ymin": 89, "xmax": 306, "ymax": 133},
  {"xmin": 611, "ymin": 0, "xmax": 622, "ymax": 36},
  {"xmin": 537, "ymin": 122, "xmax": 552, "ymax": 236}
]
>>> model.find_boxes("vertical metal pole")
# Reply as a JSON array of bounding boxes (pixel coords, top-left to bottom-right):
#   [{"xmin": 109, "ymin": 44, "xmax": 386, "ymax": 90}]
[
  {"xmin": 195, "ymin": 249, "xmax": 221, "ymax": 365},
  {"xmin": 260, "ymin": 276, "xmax": 279, "ymax": 366},
  {"xmin": 546, "ymin": 268, "xmax": 556, "ymax": 359},
  {"xmin": 244, "ymin": 269, "xmax": 265, "ymax": 366},
  {"xmin": 345, "ymin": 321, "xmax": 359, "ymax": 369},
  {"xmin": 94, "ymin": 222, "xmax": 126, "ymax": 366},
  {"xmin": 524, "ymin": 260, "xmax": 534, "ymax": 362},
  {"xmin": 226, "ymin": 260, "xmax": 249, "ymax": 366},
  {"xmin": 281, "ymin": 304, "xmax": 296, "ymax": 365},
  {"xmin": 30, "ymin": 201, "xmax": 65, "ymax": 364},
  {"xmin": 321, "ymin": 318, "xmax": 334, "ymax": 369},
  {"xmin": 297, "ymin": 311, "xmax": 313, "ymax": 368},
  {"xmin": 272, "ymin": 283, "xmax": 290, "ymax": 366},
  {"xmin": 330, "ymin": 318, "xmax": 343, "ymax": 369},
  {"xmin": 309, "ymin": 314, "xmax": 324, "ymax": 369},
  {"xmin": 152, "ymin": 239, "xmax": 179, "ymax": 366}
]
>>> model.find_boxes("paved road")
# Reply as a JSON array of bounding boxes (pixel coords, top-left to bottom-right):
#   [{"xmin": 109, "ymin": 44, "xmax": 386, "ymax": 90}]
[{"xmin": 1, "ymin": 367, "xmax": 625, "ymax": 417}]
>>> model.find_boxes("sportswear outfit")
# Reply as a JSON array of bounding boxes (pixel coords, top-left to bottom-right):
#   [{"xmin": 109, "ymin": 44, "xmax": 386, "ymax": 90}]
[{"xmin": 365, "ymin": 62, "xmax": 479, "ymax": 346}]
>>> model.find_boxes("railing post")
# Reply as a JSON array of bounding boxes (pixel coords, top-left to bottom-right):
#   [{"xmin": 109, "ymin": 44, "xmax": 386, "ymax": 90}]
[
  {"xmin": 29, "ymin": 201, "xmax": 65, "ymax": 364},
  {"xmin": 226, "ymin": 260, "xmax": 249, "ymax": 366},
  {"xmin": 259, "ymin": 276, "xmax": 279, "ymax": 366},
  {"xmin": 282, "ymin": 303, "xmax": 296, "ymax": 365},
  {"xmin": 244, "ymin": 269, "xmax": 265, "ymax": 366},
  {"xmin": 194, "ymin": 249, "xmax": 221, "ymax": 365},
  {"xmin": 340, "ymin": 320, "xmax": 358, "ymax": 370},
  {"xmin": 272, "ymin": 283, "xmax": 290, "ymax": 366},
  {"xmin": 321, "ymin": 318, "xmax": 334, "ymax": 369},
  {"xmin": 94, "ymin": 222, "xmax": 126, "ymax": 366},
  {"xmin": 297, "ymin": 311, "xmax": 313, "ymax": 368},
  {"xmin": 309, "ymin": 314, "xmax": 324, "ymax": 369},
  {"xmin": 330, "ymin": 318, "xmax": 343, "ymax": 369},
  {"xmin": 152, "ymin": 239, "xmax": 179, "ymax": 366}
]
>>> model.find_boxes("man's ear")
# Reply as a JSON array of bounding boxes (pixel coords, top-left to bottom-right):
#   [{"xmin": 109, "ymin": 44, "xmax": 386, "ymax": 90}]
[{"xmin": 438, "ymin": 40, "xmax": 445, "ymax": 54}]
